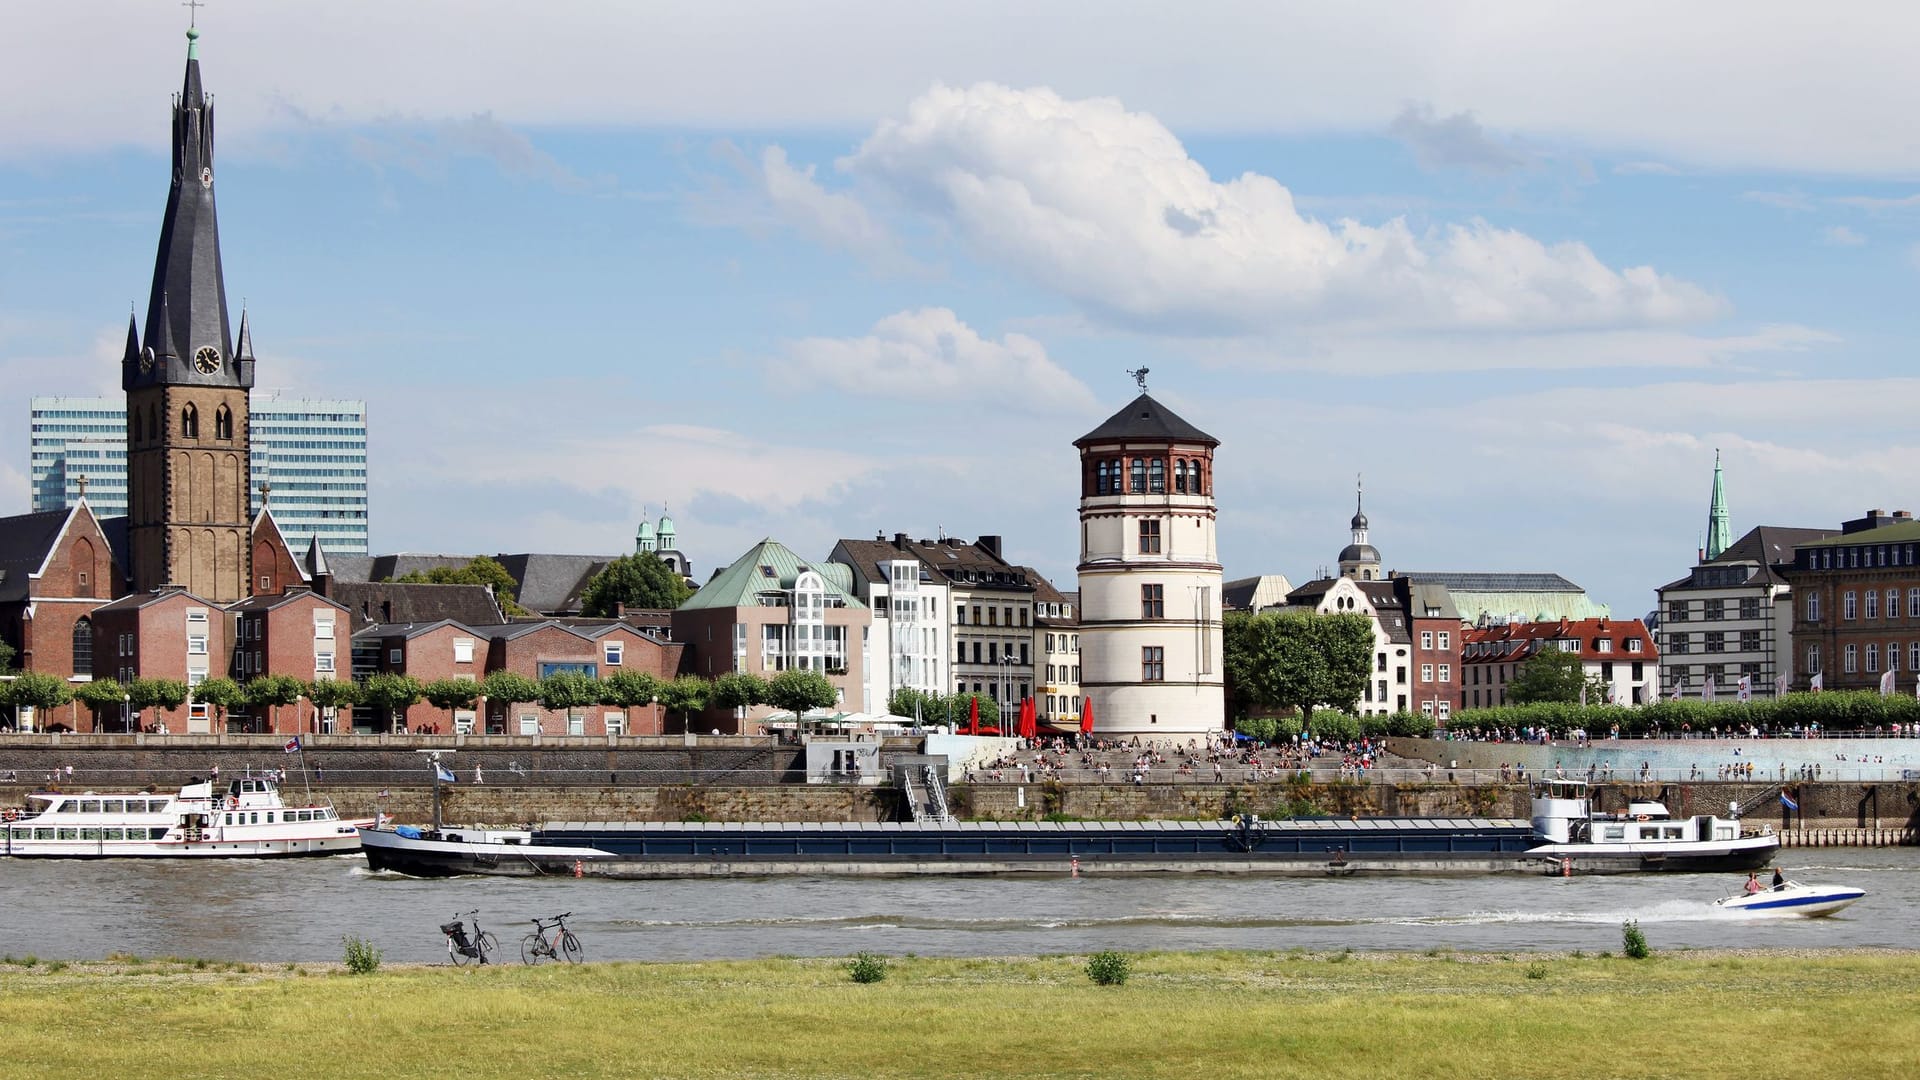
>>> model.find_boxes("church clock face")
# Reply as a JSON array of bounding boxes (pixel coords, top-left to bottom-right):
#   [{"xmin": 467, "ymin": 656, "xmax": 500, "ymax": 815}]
[
  {"xmin": 139, "ymin": 347, "xmax": 154, "ymax": 374},
  {"xmin": 193, "ymin": 345, "xmax": 222, "ymax": 374}
]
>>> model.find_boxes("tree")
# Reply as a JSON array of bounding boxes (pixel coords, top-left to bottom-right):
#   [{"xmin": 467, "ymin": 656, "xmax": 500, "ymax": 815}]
[
  {"xmin": 655, "ymin": 674, "xmax": 711, "ymax": 734},
  {"xmin": 710, "ymin": 672, "xmax": 767, "ymax": 716},
  {"xmin": 888, "ymin": 687, "xmax": 937, "ymax": 721},
  {"xmin": 601, "ymin": 670, "xmax": 663, "ymax": 734},
  {"xmin": 8, "ymin": 672, "xmax": 73, "ymax": 730},
  {"xmin": 1224, "ymin": 609, "xmax": 1375, "ymax": 725},
  {"xmin": 74, "ymin": 678, "xmax": 128, "ymax": 732},
  {"xmin": 767, "ymin": 669, "xmax": 838, "ymax": 721},
  {"xmin": 579, "ymin": 552, "xmax": 693, "ymax": 616},
  {"xmin": 361, "ymin": 672, "xmax": 424, "ymax": 732},
  {"xmin": 538, "ymin": 671, "xmax": 603, "ymax": 728},
  {"xmin": 129, "ymin": 678, "xmax": 190, "ymax": 734},
  {"xmin": 243, "ymin": 675, "xmax": 305, "ymax": 734},
  {"xmin": 195, "ymin": 677, "xmax": 245, "ymax": 730},
  {"xmin": 1508, "ymin": 647, "xmax": 1610, "ymax": 706},
  {"xmin": 305, "ymin": 679, "xmax": 363, "ymax": 732},
  {"xmin": 421, "ymin": 678, "xmax": 480, "ymax": 731},
  {"xmin": 391, "ymin": 556, "xmax": 532, "ymax": 617},
  {"xmin": 0, "ymin": 637, "xmax": 15, "ymax": 673},
  {"xmin": 480, "ymin": 670, "xmax": 542, "ymax": 733}
]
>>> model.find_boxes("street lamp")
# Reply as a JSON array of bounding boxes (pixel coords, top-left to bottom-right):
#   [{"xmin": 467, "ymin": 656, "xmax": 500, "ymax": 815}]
[{"xmin": 122, "ymin": 692, "xmax": 131, "ymax": 734}]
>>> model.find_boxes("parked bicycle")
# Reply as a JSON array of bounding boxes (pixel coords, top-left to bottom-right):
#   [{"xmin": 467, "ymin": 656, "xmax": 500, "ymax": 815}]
[
  {"xmin": 521, "ymin": 911, "xmax": 583, "ymax": 965},
  {"xmin": 441, "ymin": 910, "xmax": 498, "ymax": 966}
]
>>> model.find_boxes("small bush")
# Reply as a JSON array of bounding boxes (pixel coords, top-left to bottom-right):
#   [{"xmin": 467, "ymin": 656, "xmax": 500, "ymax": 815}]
[
  {"xmin": 342, "ymin": 935, "xmax": 383, "ymax": 975},
  {"xmin": 1622, "ymin": 920, "xmax": 1651, "ymax": 960},
  {"xmin": 847, "ymin": 952, "xmax": 888, "ymax": 984},
  {"xmin": 1524, "ymin": 962, "xmax": 1549, "ymax": 980},
  {"xmin": 1085, "ymin": 951, "xmax": 1131, "ymax": 986},
  {"xmin": 44, "ymin": 960, "xmax": 68, "ymax": 973}
]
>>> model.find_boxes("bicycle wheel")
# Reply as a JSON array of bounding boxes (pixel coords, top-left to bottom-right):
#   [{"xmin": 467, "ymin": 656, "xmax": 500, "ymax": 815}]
[
  {"xmin": 476, "ymin": 931, "xmax": 499, "ymax": 965},
  {"xmin": 450, "ymin": 937, "xmax": 473, "ymax": 967},
  {"xmin": 559, "ymin": 930, "xmax": 583, "ymax": 964},
  {"xmin": 521, "ymin": 932, "xmax": 547, "ymax": 965}
]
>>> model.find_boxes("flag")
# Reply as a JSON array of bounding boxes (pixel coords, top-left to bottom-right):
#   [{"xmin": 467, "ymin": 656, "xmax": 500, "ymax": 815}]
[
  {"xmin": 283, "ymin": 736, "xmax": 301, "ymax": 754},
  {"xmin": 434, "ymin": 763, "xmax": 457, "ymax": 784},
  {"xmin": 1881, "ymin": 669, "xmax": 1896, "ymax": 696},
  {"xmin": 1775, "ymin": 674, "xmax": 1788, "ymax": 698},
  {"xmin": 1780, "ymin": 791, "xmax": 1799, "ymax": 811},
  {"xmin": 1810, "ymin": 673, "xmax": 1824, "ymax": 692},
  {"xmin": 1702, "ymin": 675, "xmax": 1716, "ymax": 702},
  {"xmin": 377, "ymin": 789, "xmax": 390, "ymax": 798},
  {"xmin": 1669, "ymin": 680, "xmax": 1681, "ymax": 702},
  {"xmin": 1737, "ymin": 675, "xmax": 1752, "ymax": 703}
]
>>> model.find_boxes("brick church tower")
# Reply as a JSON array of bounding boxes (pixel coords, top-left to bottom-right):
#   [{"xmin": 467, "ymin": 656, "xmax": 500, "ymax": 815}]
[{"xmin": 121, "ymin": 25, "xmax": 256, "ymax": 602}]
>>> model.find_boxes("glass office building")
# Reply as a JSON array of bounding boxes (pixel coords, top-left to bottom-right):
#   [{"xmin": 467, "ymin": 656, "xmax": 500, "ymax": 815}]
[{"xmin": 30, "ymin": 395, "xmax": 369, "ymax": 555}]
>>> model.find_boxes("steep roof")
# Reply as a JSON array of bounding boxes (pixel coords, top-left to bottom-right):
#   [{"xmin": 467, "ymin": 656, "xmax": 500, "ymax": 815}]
[
  {"xmin": 1074, "ymin": 393, "xmax": 1218, "ymax": 448},
  {"xmin": 1661, "ymin": 525, "xmax": 1836, "ymax": 592},
  {"xmin": 329, "ymin": 581, "xmax": 506, "ymax": 634},
  {"xmin": 1463, "ymin": 617, "xmax": 1660, "ymax": 663},
  {"xmin": 227, "ymin": 589, "xmax": 347, "ymax": 615},
  {"xmin": 682, "ymin": 538, "xmax": 866, "ymax": 612},
  {"xmin": 829, "ymin": 534, "xmax": 1032, "ymax": 594},
  {"xmin": 1223, "ymin": 574, "xmax": 1294, "ymax": 612},
  {"xmin": 0, "ymin": 508, "xmax": 82, "ymax": 603},
  {"xmin": 492, "ymin": 553, "xmax": 612, "ymax": 614}
]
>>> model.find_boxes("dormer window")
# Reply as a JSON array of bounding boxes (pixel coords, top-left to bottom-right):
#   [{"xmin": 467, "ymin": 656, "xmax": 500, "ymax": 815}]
[{"xmin": 1627, "ymin": 638, "xmax": 1644, "ymax": 653}]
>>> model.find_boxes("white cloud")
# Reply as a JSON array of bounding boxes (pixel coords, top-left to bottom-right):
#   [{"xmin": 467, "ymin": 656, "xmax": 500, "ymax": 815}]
[
  {"xmin": 1612, "ymin": 161, "xmax": 1683, "ymax": 176},
  {"xmin": 1820, "ymin": 225, "xmax": 1866, "ymax": 247},
  {"xmin": 753, "ymin": 145, "xmax": 893, "ymax": 259},
  {"xmin": 836, "ymin": 83, "xmax": 1721, "ymax": 336},
  {"xmin": 1743, "ymin": 190, "xmax": 1814, "ymax": 212},
  {"xmin": 1388, "ymin": 103, "xmax": 1530, "ymax": 175},
  {"xmin": 347, "ymin": 113, "xmax": 606, "ymax": 192},
  {"xmin": 780, "ymin": 308, "xmax": 1096, "ymax": 413},
  {"xmin": 1830, "ymin": 193, "xmax": 1920, "ymax": 211}
]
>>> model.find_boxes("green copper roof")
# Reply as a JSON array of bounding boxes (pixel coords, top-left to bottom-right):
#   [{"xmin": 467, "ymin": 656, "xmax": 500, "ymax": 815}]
[
  {"xmin": 681, "ymin": 538, "xmax": 866, "ymax": 611},
  {"xmin": 1705, "ymin": 450, "xmax": 1730, "ymax": 561},
  {"xmin": 1797, "ymin": 520, "xmax": 1920, "ymax": 548}
]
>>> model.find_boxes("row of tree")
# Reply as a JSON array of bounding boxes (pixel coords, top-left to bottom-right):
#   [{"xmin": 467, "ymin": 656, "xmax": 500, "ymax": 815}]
[
  {"xmin": 0, "ymin": 667, "xmax": 844, "ymax": 734},
  {"xmin": 886, "ymin": 688, "xmax": 1006, "ymax": 729}
]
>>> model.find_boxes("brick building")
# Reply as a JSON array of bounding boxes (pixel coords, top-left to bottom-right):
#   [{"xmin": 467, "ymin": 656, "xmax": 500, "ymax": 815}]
[
  {"xmin": 1462, "ymin": 617, "xmax": 1660, "ymax": 708},
  {"xmin": 1782, "ymin": 509, "xmax": 1920, "ymax": 693},
  {"xmin": 0, "ymin": 503, "xmax": 128, "ymax": 689},
  {"xmin": 227, "ymin": 588, "xmax": 350, "ymax": 733},
  {"xmin": 87, "ymin": 588, "xmax": 232, "ymax": 733}
]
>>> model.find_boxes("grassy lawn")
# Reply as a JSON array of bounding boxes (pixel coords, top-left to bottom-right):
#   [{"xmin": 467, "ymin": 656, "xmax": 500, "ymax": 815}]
[{"xmin": 3, "ymin": 949, "xmax": 1917, "ymax": 1079}]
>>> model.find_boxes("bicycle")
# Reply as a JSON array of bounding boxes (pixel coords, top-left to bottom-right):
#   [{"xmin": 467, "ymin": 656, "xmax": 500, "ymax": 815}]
[
  {"xmin": 521, "ymin": 911, "xmax": 583, "ymax": 965},
  {"xmin": 441, "ymin": 910, "xmax": 498, "ymax": 966}
]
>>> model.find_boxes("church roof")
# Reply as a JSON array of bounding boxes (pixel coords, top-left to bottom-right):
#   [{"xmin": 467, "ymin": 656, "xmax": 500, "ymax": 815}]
[
  {"xmin": 0, "ymin": 509, "xmax": 82, "ymax": 603},
  {"xmin": 1074, "ymin": 393, "xmax": 1218, "ymax": 448}
]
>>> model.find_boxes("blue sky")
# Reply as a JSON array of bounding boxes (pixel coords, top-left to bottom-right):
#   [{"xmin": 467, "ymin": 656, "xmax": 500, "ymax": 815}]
[{"xmin": 4, "ymin": 3, "xmax": 1919, "ymax": 618}]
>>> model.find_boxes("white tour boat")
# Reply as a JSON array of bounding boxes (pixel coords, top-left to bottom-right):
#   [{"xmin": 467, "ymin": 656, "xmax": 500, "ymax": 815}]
[
  {"xmin": 1, "ymin": 773, "xmax": 370, "ymax": 858},
  {"xmin": 1526, "ymin": 779, "xmax": 1779, "ymax": 872},
  {"xmin": 1713, "ymin": 881, "xmax": 1866, "ymax": 917}
]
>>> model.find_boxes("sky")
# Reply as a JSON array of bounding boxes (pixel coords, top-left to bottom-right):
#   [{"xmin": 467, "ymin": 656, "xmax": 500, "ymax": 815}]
[{"xmin": 4, "ymin": 2, "xmax": 1919, "ymax": 618}]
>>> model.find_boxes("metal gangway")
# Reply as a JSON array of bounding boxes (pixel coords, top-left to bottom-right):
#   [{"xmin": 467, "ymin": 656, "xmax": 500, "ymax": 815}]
[
  {"xmin": 921, "ymin": 764, "xmax": 954, "ymax": 824},
  {"xmin": 897, "ymin": 763, "xmax": 955, "ymax": 824}
]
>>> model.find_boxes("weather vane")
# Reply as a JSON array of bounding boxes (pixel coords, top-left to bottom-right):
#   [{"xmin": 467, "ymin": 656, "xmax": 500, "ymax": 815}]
[
  {"xmin": 183, "ymin": 0, "xmax": 205, "ymax": 28},
  {"xmin": 1127, "ymin": 367, "xmax": 1150, "ymax": 392}
]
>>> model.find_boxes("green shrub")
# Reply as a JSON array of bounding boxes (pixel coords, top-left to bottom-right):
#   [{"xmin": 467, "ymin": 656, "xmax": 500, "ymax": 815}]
[
  {"xmin": 847, "ymin": 952, "xmax": 888, "ymax": 983},
  {"xmin": 1622, "ymin": 920, "xmax": 1651, "ymax": 960},
  {"xmin": 1085, "ymin": 951, "xmax": 1131, "ymax": 986},
  {"xmin": 342, "ymin": 935, "xmax": 383, "ymax": 975},
  {"xmin": 1524, "ymin": 962, "xmax": 1549, "ymax": 980}
]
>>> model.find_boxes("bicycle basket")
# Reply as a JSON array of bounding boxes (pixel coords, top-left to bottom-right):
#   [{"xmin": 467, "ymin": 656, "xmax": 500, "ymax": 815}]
[{"xmin": 440, "ymin": 921, "xmax": 468, "ymax": 944}]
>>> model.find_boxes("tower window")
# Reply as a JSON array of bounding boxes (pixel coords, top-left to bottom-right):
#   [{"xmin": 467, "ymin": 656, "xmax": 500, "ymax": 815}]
[
  {"xmin": 1096, "ymin": 460, "xmax": 1110, "ymax": 495},
  {"xmin": 1174, "ymin": 460, "xmax": 1187, "ymax": 494},
  {"xmin": 1141, "ymin": 646, "xmax": 1165, "ymax": 682},
  {"xmin": 1141, "ymin": 584, "xmax": 1164, "ymax": 619},
  {"xmin": 1130, "ymin": 458, "xmax": 1146, "ymax": 494},
  {"xmin": 215, "ymin": 404, "xmax": 233, "ymax": 440},
  {"xmin": 181, "ymin": 403, "xmax": 199, "ymax": 439},
  {"xmin": 1138, "ymin": 519, "xmax": 1162, "ymax": 554},
  {"xmin": 1149, "ymin": 458, "xmax": 1165, "ymax": 494}
]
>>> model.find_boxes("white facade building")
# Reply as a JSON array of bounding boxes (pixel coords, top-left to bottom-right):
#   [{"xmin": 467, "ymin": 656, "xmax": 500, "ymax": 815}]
[{"xmin": 1074, "ymin": 392, "xmax": 1225, "ymax": 738}]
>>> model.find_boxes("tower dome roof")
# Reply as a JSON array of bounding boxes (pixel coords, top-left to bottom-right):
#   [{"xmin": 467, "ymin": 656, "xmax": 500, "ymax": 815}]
[
  {"xmin": 1339, "ymin": 543, "xmax": 1380, "ymax": 565},
  {"xmin": 1350, "ymin": 509, "xmax": 1369, "ymax": 530},
  {"xmin": 636, "ymin": 520, "xmax": 655, "ymax": 537}
]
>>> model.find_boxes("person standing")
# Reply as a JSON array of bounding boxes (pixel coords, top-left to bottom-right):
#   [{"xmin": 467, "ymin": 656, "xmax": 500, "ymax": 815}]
[{"xmin": 1771, "ymin": 867, "xmax": 1786, "ymax": 891}]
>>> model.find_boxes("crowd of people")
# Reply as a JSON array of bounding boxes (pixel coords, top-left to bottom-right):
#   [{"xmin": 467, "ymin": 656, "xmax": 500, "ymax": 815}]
[{"xmin": 959, "ymin": 733, "xmax": 1406, "ymax": 784}]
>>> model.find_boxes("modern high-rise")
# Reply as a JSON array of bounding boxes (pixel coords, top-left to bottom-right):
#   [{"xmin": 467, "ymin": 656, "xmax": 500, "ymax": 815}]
[{"xmin": 30, "ymin": 395, "xmax": 369, "ymax": 555}]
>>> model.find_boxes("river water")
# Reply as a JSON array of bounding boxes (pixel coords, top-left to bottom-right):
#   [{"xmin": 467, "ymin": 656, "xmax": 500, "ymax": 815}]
[{"xmin": 2, "ymin": 848, "xmax": 1912, "ymax": 964}]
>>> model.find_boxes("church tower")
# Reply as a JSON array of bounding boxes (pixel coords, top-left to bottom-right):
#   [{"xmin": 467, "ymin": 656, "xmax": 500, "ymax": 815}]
[
  {"xmin": 1074, "ymin": 384, "xmax": 1224, "ymax": 737},
  {"xmin": 122, "ymin": 25, "xmax": 255, "ymax": 602},
  {"xmin": 1704, "ymin": 450, "xmax": 1730, "ymax": 562},
  {"xmin": 1338, "ymin": 479, "xmax": 1382, "ymax": 581}
]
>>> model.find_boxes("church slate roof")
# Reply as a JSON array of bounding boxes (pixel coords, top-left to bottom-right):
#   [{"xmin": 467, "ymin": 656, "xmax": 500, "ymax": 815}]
[
  {"xmin": 492, "ymin": 553, "xmax": 612, "ymax": 615},
  {"xmin": 1074, "ymin": 393, "xmax": 1219, "ymax": 447},
  {"xmin": 328, "ymin": 581, "xmax": 505, "ymax": 634},
  {"xmin": 0, "ymin": 510, "xmax": 79, "ymax": 603}
]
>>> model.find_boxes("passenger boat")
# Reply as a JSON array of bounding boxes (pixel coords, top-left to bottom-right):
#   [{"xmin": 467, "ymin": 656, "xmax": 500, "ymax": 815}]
[
  {"xmin": 1713, "ymin": 881, "xmax": 1866, "ymax": 917},
  {"xmin": 1525, "ymin": 779, "xmax": 1779, "ymax": 872},
  {"xmin": 1, "ymin": 773, "xmax": 370, "ymax": 858}
]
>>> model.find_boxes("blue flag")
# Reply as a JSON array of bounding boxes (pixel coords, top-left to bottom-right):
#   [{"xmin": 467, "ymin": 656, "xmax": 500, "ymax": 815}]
[
  {"xmin": 1780, "ymin": 791, "xmax": 1799, "ymax": 811},
  {"xmin": 435, "ymin": 763, "xmax": 457, "ymax": 784}
]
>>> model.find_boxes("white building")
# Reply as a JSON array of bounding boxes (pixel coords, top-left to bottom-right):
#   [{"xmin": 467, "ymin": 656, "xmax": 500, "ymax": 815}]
[
  {"xmin": 1074, "ymin": 391, "xmax": 1225, "ymax": 737},
  {"xmin": 30, "ymin": 394, "xmax": 370, "ymax": 554},
  {"xmin": 827, "ymin": 536, "xmax": 953, "ymax": 717}
]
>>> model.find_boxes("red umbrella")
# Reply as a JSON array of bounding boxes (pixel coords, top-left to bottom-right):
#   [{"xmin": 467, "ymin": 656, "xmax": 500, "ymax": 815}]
[
  {"xmin": 966, "ymin": 695, "xmax": 979, "ymax": 736},
  {"xmin": 1079, "ymin": 697, "xmax": 1095, "ymax": 736},
  {"xmin": 1019, "ymin": 698, "xmax": 1036, "ymax": 740}
]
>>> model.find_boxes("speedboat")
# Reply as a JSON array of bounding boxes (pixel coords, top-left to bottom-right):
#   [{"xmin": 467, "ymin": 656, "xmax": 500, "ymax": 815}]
[{"xmin": 1713, "ymin": 881, "xmax": 1866, "ymax": 917}]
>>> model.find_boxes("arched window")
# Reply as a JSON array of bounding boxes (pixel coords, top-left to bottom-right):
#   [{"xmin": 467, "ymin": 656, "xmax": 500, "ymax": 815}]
[
  {"xmin": 1130, "ymin": 458, "xmax": 1146, "ymax": 494},
  {"xmin": 215, "ymin": 404, "xmax": 233, "ymax": 440},
  {"xmin": 149, "ymin": 405, "xmax": 160, "ymax": 444},
  {"xmin": 1174, "ymin": 460, "xmax": 1187, "ymax": 494},
  {"xmin": 130, "ymin": 409, "xmax": 142, "ymax": 444},
  {"xmin": 1149, "ymin": 458, "xmax": 1165, "ymax": 494},
  {"xmin": 181, "ymin": 403, "xmax": 199, "ymax": 439},
  {"xmin": 72, "ymin": 617, "xmax": 94, "ymax": 679}
]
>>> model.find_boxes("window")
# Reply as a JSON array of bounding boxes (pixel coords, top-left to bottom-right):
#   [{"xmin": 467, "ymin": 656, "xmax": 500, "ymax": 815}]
[
  {"xmin": 187, "ymin": 635, "xmax": 207, "ymax": 655},
  {"xmin": 1420, "ymin": 664, "xmax": 1434, "ymax": 682},
  {"xmin": 538, "ymin": 662, "xmax": 597, "ymax": 679},
  {"xmin": 1138, "ymin": 519, "xmax": 1162, "ymax": 554},
  {"xmin": 1596, "ymin": 638, "xmax": 1612, "ymax": 653},
  {"xmin": 1806, "ymin": 593, "xmax": 1820, "ymax": 622},
  {"xmin": 1740, "ymin": 597, "xmax": 1761, "ymax": 620},
  {"xmin": 453, "ymin": 638, "xmax": 474, "ymax": 664},
  {"xmin": 1420, "ymin": 631, "xmax": 1433, "ymax": 649},
  {"xmin": 1438, "ymin": 664, "xmax": 1451, "ymax": 683},
  {"xmin": 1438, "ymin": 631, "xmax": 1450, "ymax": 650},
  {"xmin": 1844, "ymin": 591, "xmax": 1857, "ymax": 620},
  {"xmin": 1437, "ymin": 701, "xmax": 1451, "ymax": 721},
  {"xmin": 214, "ymin": 404, "xmax": 233, "ymax": 440},
  {"xmin": 181, "ymin": 403, "xmax": 198, "ymax": 439},
  {"xmin": 604, "ymin": 640, "xmax": 624, "ymax": 666},
  {"xmin": 71, "ymin": 617, "xmax": 93, "ymax": 679},
  {"xmin": 1095, "ymin": 460, "xmax": 1111, "ymax": 495},
  {"xmin": 1174, "ymin": 460, "xmax": 1187, "ymax": 494},
  {"xmin": 1668, "ymin": 634, "xmax": 1690, "ymax": 654},
  {"xmin": 314, "ymin": 617, "xmax": 334, "ymax": 640},
  {"xmin": 1130, "ymin": 458, "xmax": 1146, "ymax": 494},
  {"xmin": 1705, "ymin": 632, "xmax": 1724, "ymax": 653},
  {"xmin": 1910, "ymin": 589, "xmax": 1920, "ymax": 619},
  {"xmin": 955, "ymin": 605, "xmax": 966, "ymax": 626},
  {"xmin": 1910, "ymin": 642, "xmax": 1919, "ymax": 672},
  {"xmin": 1890, "ymin": 642, "xmax": 1900, "ymax": 672},
  {"xmin": 1845, "ymin": 644, "xmax": 1857, "ymax": 673},
  {"xmin": 519, "ymin": 714, "xmax": 540, "ymax": 736},
  {"xmin": 1667, "ymin": 601, "xmax": 1689, "ymax": 622},
  {"xmin": 1890, "ymin": 590, "xmax": 1902, "ymax": 620},
  {"xmin": 1149, "ymin": 458, "xmax": 1165, "ymax": 493},
  {"xmin": 568, "ymin": 713, "xmax": 585, "ymax": 736},
  {"xmin": 1627, "ymin": 638, "xmax": 1643, "ymax": 653},
  {"xmin": 1740, "ymin": 630, "xmax": 1761, "ymax": 652},
  {"xmin": 1867, "ymin": 643, "xmax": 1879, "ymax": 673},
  {"xmin": 389, "ymin": 648, "xmax": 403, "ymax": 665},
  {"xmin": 316, "ymin": 653, "xmax": 335, "ymax": 673},
  {"xmin": 1867, "ymin": 591, "xmax": 1879, "ymax": 620},
  {"xmin": 1142, "ymin": 584, "xmax": 1164, "ymax": 619},
  {"xmin": 1807, "ymin": 644, "xmax": 1821, "ymax": 674},
  {"xmin": 1141, "ymin": 646, "xmax": 1165, "ymax": 682}
]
